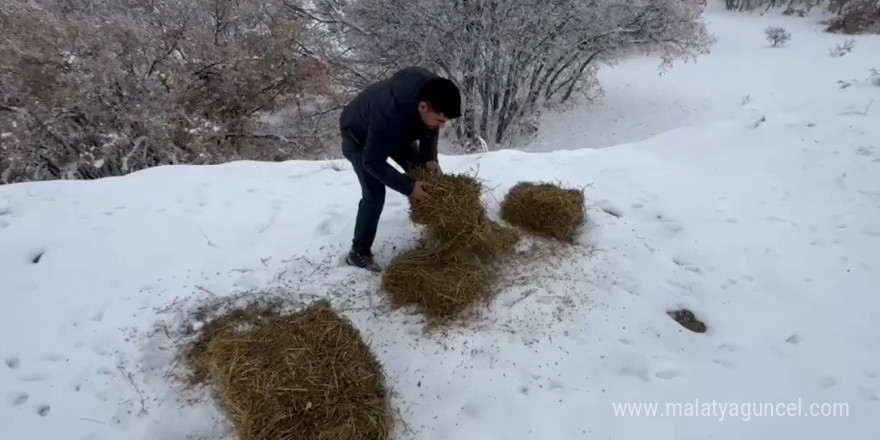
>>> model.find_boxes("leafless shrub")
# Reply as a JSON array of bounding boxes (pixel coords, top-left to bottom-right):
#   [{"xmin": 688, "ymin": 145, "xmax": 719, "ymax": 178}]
[
  {"xmin": 0, "ymin": 0, "xmax": 332, "ymax": 184},
  {"xmin": 829, "ymin": 38, "xmax": 856, "ymax": 55},
  {"xmin": 870, "ymin": 68, "xmax": 880, "ymax": 86},
  {"xmin": 765, "ymin": 26, "xmax": 792, "ymax": 46}
]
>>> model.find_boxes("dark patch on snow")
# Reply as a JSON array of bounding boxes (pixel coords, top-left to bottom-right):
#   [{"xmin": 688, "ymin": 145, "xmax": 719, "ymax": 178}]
[
  {"xmin": 11, "ymin": 393, "xmax": 28, "ymax": 406},
  {"xmin": 31, "ymin": 250, "xmax": 45, "ymax": 264},
  {"xmin": 667, "ymin": 308, "xmax": 707, "ymax": 333},
  {"xmin": 5, "ymin": 357, "xmax": 20, "ymax": 369}
]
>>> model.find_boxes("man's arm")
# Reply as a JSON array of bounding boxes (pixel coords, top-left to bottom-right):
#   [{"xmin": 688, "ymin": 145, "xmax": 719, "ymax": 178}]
[
  {"xmin": 419, "ymin": 129, "xmax": 439, "ymax": 164},
  {"xmin": 362, "ymin": 122, "xmax": 416, "ymax": 196}
]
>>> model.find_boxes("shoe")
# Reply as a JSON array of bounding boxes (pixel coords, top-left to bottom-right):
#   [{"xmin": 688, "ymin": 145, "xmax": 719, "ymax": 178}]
[{"xmin": 346, "ymin": 249, "xmax": 382, "ymax": 272}]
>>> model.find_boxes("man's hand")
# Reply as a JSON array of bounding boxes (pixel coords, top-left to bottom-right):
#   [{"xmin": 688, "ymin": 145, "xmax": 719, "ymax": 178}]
[
  {"xmin": 410, "ymin": 181, "xmax": 432, "ymax": 203},
  {"xmin": 425, "ymin": 161, "xmax": 442, "ymax": 175}
]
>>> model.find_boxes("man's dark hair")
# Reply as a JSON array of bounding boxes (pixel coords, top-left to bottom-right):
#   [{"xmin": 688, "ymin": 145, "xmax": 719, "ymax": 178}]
[{"xmin": 417, "ymin": 78, "xmax": 462, "ymax": 119}]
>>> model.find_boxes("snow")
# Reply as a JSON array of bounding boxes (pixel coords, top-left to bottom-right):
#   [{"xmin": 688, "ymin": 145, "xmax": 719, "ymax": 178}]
[{"xmin": 2, "ymin": 5, "xmax": 879, "ymax": 440}]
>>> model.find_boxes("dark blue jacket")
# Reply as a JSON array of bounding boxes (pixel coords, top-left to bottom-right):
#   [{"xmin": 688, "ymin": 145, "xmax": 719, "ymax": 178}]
[{"xmin": 339, "ymin": 67, "xmax": 440, "ymax": 196}]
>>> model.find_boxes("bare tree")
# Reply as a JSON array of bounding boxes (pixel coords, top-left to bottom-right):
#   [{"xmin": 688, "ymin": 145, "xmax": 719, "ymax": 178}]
[
  {"xmin": 0, "ymin": 0, "xmax": 330, "ymax": 184},
  {"xmin": 286, "ymin": 0, "xmax": 715, "ymax": 151}
]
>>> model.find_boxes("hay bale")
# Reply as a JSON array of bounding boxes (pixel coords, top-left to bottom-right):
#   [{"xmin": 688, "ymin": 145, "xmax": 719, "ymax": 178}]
[
  {"xmin": 408, "ymin": 169, "xmax": 484, "ymax": 232},
  {"xmin": 500, "ymin": 181, "xmax": 585, "ymax": 242},
  {"xmin": 183, "ymin": 300, "xmax": 281, "ymax": 386},
  {"xmin": 381, "ymin": 244, "xmax": 490, "ymax": 321},
  {"xmin": 202, "ymin": 300, "xmax": 392, "ymax": 440},
  {"xmin": 408, "ymin": 168, "xmax": 519, "ymax": 256}
]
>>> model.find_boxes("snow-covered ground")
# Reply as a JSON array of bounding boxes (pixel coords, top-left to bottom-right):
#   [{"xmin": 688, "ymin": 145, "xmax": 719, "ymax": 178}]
[{"xmin": 2, "ymin": 5, "xmax": 879, "ymax": 440}]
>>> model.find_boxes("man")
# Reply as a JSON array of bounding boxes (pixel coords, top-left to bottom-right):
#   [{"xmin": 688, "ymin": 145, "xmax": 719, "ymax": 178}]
[{"xmin": 339, "ymin": 66, "xmax": 462, "ymax": 272}]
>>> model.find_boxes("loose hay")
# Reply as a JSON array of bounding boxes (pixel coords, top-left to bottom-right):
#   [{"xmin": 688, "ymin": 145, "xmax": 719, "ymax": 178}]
[
  {"xmin": 202, "ymin": 300, "xmax": 392, "ymax": 440},
  {"xmin": 500, "ymin": 181, "xmax": 586, "ymax": 242},
  {"xmin": 408, "ymin": 168, "xmax": 484, "ymax": 233},
  {"xmin": 408, "ymin": 168, "xmax": 519, "ymax": 256},
  {"xmin": 381, "ymin": 244, "xmax": 490, "ymax": 321}
]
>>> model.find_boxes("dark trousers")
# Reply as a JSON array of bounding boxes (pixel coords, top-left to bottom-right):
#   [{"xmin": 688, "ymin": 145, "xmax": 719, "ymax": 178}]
[{"xmin": 341, "ymin": 129, "xmax": 423, "ymax": 255}]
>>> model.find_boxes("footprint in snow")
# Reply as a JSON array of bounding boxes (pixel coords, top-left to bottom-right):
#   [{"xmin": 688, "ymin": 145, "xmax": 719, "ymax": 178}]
[
  {"xmin": 19, "ymin": 373, "xmax": 50, "ymax": 382},
  {"xmin": 91, "ymin": 309, "xmax": 105, "ymax": 322},
  {"xmin": 654, "ymin": 213, "xmax": 684, "ymax": 235},
  {"xmin": 5, "ymin": 357, "xmax": 20, "ymax": 369},
  {"xmin": 655, "ymin": 369, "xmax": 680, "ymax": 380},
  {"xmin": 462, "ymin": 400, "xmax": 483, "ymax": 417},
  {"xmin": 672, "ymin": 257, "xmax": 703, "ymax": 274},
  {"xmin": 38, "ymin": 353, "xmax": 67, "ymax": 363},
  {"xmin": 8, "ymin": 392, "xmax": 28, "ymax": 406},
  {"xmin": 859, "ymin": 387, "xmax": 879, "ymax": 401},
  {"xmin": 717, "ymin": 343, "xmax": 739, "ymax": 352},
  {"xmin": 620, "ymin": 366, "xmax": 650, "ymax": 382},
  {"xmin": 36, "ymin": 404, "xmax": 50, "ymax": 417},
  {"xmin": 548, "ymin": 379, "xmax": 565, "ymax": 390},
  {"xmin": 315, "ymin": 213, "xmax": 343, "ymax": 237},
  {"xmin": 597, "ymin": 203, "xmax": 622, "ymax": 218},
  {"xmin": 90, "ymin": 340, "xmax": 113, "ymax": 356},
  {"xmin": 818, "ymin": 376, "xmax": 838, "ymax": 389}
]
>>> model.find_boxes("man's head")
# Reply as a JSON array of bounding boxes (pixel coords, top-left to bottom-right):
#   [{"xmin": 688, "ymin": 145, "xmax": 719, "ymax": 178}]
[{"xmin": 417, "ymin": 77, "xmax": 461, "ymax": 130}]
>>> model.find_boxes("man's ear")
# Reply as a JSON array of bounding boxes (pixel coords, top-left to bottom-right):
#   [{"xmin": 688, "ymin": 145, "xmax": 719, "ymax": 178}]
[{"xmin": 417, "ymin": 101, "xmax": 428, "ymax": 113}]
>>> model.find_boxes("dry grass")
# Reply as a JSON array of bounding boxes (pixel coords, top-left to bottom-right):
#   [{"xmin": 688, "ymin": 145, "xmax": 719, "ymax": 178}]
[
  {"xmin": 182, "ymin": 300, "xmax": 282, "ymax": 387},
  {"xmin": 500, "ymin": 181, "xmax": 585, "ymax": 243},
  {"xmin": 408, "ymin": 169, "xmax": 520, "ymax": 257},
  {"xmin": 378, "ymin": 169, "xmax": 524, "ymax": 322},
  {"xmin": 381, "ymin": 245, "xmax": 491, "ymax": 322},
  {"xmin": 196, "ymin": 299, "xmax": 391, "ymax": 440}
]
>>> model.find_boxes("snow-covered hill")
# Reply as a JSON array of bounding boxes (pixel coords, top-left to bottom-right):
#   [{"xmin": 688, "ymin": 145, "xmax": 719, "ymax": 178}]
[{"xmin": 1, "ymin": 5, "xmax": 879, "ymax": 440}]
